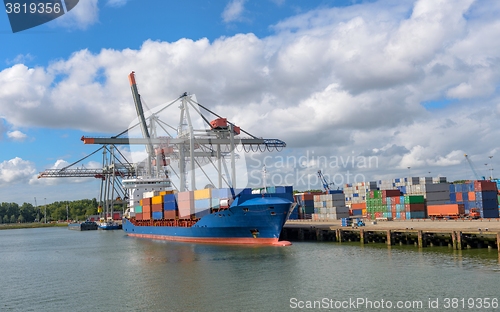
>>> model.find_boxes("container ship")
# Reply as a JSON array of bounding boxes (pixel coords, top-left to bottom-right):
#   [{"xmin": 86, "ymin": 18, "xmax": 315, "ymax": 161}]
[
  {"xmin": 81, "ymin": 72, "xmax": 295, "ymax": 245},
  {"xmin": 122, "ymin": 183, "xmax": 295, "ymax": 245}
]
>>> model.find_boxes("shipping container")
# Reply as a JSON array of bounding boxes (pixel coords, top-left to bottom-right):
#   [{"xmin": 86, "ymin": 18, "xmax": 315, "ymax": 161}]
[
  {"xmin": 427, "ymin": 204, "xmax": 465, "ymax": 217},
  {"xmin": 194, "ymin": 188, "xmax": 211, "ymax": 200},
  {"xmin": 152, "ymin": 203, "xmax": 163, "ymax": 212},
  {"xmin": 152, "ymin": 195, "xmax": 163, "ymax": 205},
  {"xmin": 163, "ymin": 201, "xmax": 177, "ymax": 211},
  {"xmin": 178, "ymin": 191, "xmax": 194, "ymax": 202},
  {"xmin": 152, "ymin": 211, "xmax": 163, "ymax": 220},
  {"xmin": 164, "ymin": 210, "xmax": 177, "ymax": 219}
]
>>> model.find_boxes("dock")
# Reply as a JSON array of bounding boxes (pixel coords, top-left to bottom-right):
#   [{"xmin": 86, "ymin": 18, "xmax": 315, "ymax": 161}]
[{"xmin": 282, "ymin": 219, "xmax": 500, "ymax": 252}]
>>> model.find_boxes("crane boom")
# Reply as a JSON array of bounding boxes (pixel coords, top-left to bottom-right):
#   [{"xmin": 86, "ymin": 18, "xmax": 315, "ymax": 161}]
[
  {"xmin": 317, "ymin": 170, "xmax": 334, "ymax": 193},
  {"xmin": 464, "ymin": 154, "xmax": 485, "ymax": 180}
]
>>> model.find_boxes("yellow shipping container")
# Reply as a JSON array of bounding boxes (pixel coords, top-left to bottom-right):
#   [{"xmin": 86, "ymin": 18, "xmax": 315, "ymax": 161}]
[
  {"xmin": 362, "ymin": 209, "xmax": 367, "ymax": 216},
  {"xmin": 194, "ymin": 188, "xmax": 211, "ymax": 200},
  {"xmin": 152, "ymin": 195, "xmax": 164, "ymax": 205},
  {"xmin": 159, "ymin": 191, "xmax": 167, "ymax": 196},
  {"xmin": 165, "ymin": 190, "xmax": 175, "ymax": 195}
]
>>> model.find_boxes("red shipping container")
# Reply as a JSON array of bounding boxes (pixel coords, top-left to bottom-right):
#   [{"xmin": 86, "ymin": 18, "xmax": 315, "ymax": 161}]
[
  {"xmin": 135, "ymin": 213, "xmax": 143, "ymax": 220},
  {"xmin": 163, "ymin": 210, "xmax": 177, "ymax": 219},
  {"xmin": 143, "ymin": 204, "xmax": 151, "ymax": 212},
  {"xmin": 456, "ymin": 192, "xmax": 463, "ymax": 201},
  {"xmin": 152, "ymin": 203, "xmax": 163, "ymax": 212},
  {"xmin": 392, "ymin": 212, "xmax": 396, "ymax": 219},
  {"xmin": 393, "ymin": 197, "xmax": 400, "ymax": 204},
  {"xmin": 141, "ymin": 197, "xmax": 152, "ymax": 205},
  {"xmin": 382, "ymin": 197, "xmax": 387, "ymax": 205},
  {"xmin": 406, "ymin": 203, "xmax": 425, "ymax": 212},
  {"xmin": 400, "ymin": 213, "xmax": 406, "ymax": 220},
  {"xmin": 369, "ymin": 191, "xmax": 375, "ymax": 199},
  {"xmin": 474, "ymin": 181, "xmax": 497, "ymax": 192},
  {"xmin": 142, "ymin": 212, "xmax": 151, "ymax": 221},
  {"xmin": 113, "ymin": 212, "xmax": 120, "ymax": 220},
  {"xmin": 382, "ymin": 190, "xmax": 401, "ymax": 197}
]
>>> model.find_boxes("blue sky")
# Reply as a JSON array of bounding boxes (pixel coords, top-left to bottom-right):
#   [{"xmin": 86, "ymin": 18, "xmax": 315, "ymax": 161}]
[{"xmin": 1, "ymin": 0, "xmax": 500, "ymax": 205}]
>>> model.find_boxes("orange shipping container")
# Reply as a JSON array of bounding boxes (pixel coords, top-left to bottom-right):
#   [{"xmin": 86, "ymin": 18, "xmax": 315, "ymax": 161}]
[
  {"xmin": 143, "ymin": 205, "xmax": 151, "ymax": 213},
  {"xmin": 468, "ymin": 192, "xmax": 476, "ymax": 201},
  {"xmin": 427, "ymin": 204, "xmax": 465, "ymax": 216},
  {"xmin": 456, "ymin": 192, "xmax": 463, "ymax": 201},
  {"xmin": 152, "ymin": 195, "xmax": 163, "ymax": 205},
  {"xmin": 351, "ymin": 203, "xmax": 366, "ymax": 209}
]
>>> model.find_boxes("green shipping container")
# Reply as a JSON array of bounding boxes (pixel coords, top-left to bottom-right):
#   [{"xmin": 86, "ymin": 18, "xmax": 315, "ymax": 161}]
[
  {"xmin": 135, "ymin": 205, "xmax": 143, "ymax": 213},
  {"xmin": 404, "ymin": 195, "xmax": 424, "ymax": 204}
]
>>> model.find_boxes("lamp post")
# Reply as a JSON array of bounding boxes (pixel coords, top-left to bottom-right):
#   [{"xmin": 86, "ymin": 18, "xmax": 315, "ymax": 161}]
[{"xmin": 489, "ymin": 156, "xmax": 494, "ymax": 180}]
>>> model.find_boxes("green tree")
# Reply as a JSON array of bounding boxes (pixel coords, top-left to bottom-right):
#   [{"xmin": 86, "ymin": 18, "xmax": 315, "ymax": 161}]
[
  {"xmin": 10, "ymin": 215, "xmax": 16, "ymax": 223},
  {"xmin": 3, "ymin": 215, "xmax": 8, "ymax": 223}
]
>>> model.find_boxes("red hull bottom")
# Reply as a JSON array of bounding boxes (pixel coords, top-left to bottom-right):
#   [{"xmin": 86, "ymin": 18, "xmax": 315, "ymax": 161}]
[{"xmin": 126, "ymin": 233, "xmax": 291, "ymax": 246}]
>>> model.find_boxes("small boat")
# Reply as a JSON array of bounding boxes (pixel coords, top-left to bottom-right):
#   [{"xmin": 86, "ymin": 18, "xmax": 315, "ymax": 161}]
[
  {"xmin": 68, "ymin": 220, "xmax": 98, "ymax": 231},
  {"xmin": 98, "ymin": 220, "xmax": 122, "ymax": 230}
]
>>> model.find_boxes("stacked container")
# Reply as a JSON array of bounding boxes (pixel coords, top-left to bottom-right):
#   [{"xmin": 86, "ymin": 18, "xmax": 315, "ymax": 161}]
[
  {"xmin": 404, "ymin": 195, "xmax": 425, "ymax": 219},
  {"xmin": 194, "ymin": 189, "xmax": 211, "ymax": 218},
  {"xmin": 294, "ymin": 193, "xmax": 317, "ymax": 219},
  {"xmin": 312, "ymin": 193, "xmax": 348, "ymax": 220},
  {"xmin": 163, "ymin": 193, "xmax": 177, "ymax": 219},
  {"xmin": 152, "ymin": 194, "xmax": 164, "ymax": 220},
  {"xmin": 140, "ymin": 197, "xmax": 152, "ymax": 221},
  {"xmin": 178, "ymin": 191, "xmax": 194, "ymax": 219},
  {"xmin": 425, "ymin": 183, "xmax": 450, "ymax": 205},
  {"xmin": 448, "ymin": 181, "xmax": 499, "ymax": 218},
  {"xmin": 350, "ymin": 202, "xmax": 366, "ymax": 216}
]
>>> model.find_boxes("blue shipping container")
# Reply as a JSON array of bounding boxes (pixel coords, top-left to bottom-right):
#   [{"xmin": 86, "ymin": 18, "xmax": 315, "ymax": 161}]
[
  {"xmin": 152, "ymin": 211, "xmax": 163, "ymax": 220},
  {"xmin": 163, "ymin": 201, "xmax": 177, "ymax": 211},
  {"xmin": 481, "ymin": 209, "xmax": 499, "ymax": 218},
  {"xmin": 163, "ymin": 194, "xmax": 176, "ymax": 203},
  {"xmin": 195, "ymin": 199, "xmax": 211, "ymax": 209}
]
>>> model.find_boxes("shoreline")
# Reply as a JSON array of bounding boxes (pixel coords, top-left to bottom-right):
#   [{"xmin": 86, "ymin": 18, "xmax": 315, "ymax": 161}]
[{"xmin": 0, "ymin": 223, "xmax": 69, "ymax": 230}]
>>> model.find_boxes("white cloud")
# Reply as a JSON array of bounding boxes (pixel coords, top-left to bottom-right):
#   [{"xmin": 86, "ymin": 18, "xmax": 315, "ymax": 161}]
[
  {"xmin": 7, "ymin": 130, "xmax": 27, "ymax": 142},
  {"xmin": 54, "ymin": 0, "xmax": 99, "ymax": 30},
  {"xmin": 0, "ymin": 157, "xmax": 37, "ymax": 185},
  {"xmin": 6, "ymin": 54, "xmax": 34, "ymax": 65},
  {"xmin": 1, "ymin": 0, "xmax": 500, "ymax": 187},
  {"xmin": 222, "ymin": 0, "xmax": 246, "ymax": 23},
  {"xmin": 106, "ymin": 0, "xmax": 128, "ymax": 7}
]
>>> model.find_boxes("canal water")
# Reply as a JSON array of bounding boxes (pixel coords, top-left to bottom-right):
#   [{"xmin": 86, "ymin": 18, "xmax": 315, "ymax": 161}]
[{"xmin": 1, "ymin": 227, "xmax": 499, "ymax": 311}]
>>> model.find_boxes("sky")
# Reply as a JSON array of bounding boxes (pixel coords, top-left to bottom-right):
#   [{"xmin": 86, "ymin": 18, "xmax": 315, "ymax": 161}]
[{"xmin": 1, "ymin": 0, "xmax": 500, "ymax": 205}]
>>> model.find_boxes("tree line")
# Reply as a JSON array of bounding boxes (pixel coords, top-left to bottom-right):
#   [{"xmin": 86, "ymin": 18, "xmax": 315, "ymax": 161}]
[{"xmin": 0, "ymin": 199, "xmax": 99, "ymax": 224}]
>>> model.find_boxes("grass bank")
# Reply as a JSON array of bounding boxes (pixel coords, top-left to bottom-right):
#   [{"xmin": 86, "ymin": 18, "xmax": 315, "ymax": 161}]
[{"xmin": 0, "ymin": 222, "xmax": 68, "ymax": 230}]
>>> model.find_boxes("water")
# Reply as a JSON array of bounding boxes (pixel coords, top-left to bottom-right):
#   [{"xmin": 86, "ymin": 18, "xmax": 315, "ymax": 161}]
[{"xmin": 1, "ymin": 228, "xmax": 499, "ymax": 311}]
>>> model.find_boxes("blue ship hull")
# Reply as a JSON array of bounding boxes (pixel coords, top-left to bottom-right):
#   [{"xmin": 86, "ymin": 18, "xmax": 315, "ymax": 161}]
[{"xmin": 123, "ymin": 193, "xmax": 294, "ymax": 245}]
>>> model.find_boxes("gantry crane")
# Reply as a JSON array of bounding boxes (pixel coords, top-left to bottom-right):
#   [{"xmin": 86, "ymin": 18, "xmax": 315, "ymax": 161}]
[
  {"xmin": 81, "ymin": 71, "xmax": 287, "ymax": 195},
  {"xmin": 38, "ymin": 145, "xmax": 135, "ymax": 220},
  {"xmin": 317, "ymin": 170, "xmax": 335, "ymax": 193}
]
